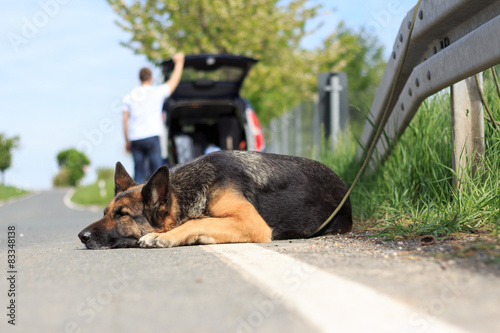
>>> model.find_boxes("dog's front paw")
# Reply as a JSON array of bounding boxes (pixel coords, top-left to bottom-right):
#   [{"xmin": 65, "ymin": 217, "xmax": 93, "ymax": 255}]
[
  {"xmin": 151, "ymin": 233, "xmax": 178, "ymax": 248},
  {"xmin": 138, "ymin": 233, "xmax": 179, "ymax": 248},
  {"xmin": 138, "ymin": 233, "xmax": 160, "ymax": 248}
]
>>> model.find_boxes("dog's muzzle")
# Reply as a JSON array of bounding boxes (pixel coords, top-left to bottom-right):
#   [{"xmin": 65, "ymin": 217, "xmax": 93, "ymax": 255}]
[{"xmin": 78, "ymin": 226, "xmax": 139, "ymax": 249}]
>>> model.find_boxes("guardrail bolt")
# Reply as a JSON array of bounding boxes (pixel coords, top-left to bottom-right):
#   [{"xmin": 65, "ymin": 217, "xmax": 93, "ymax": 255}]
[
  {"xmin": 392, "ymin": 51, "xmax": 396, "ymax": 60},
  {"xmin": 419, "ymin": 10, "xmax": 423, "ymax": 20},
  {"xmin": 440, "ymin": 37, "xmax": 450, "ymax": 49},
  {"xmin": 399, "ymin": 34, "xmax": 403, "ymax": 43},
  {"xmin": 427, "ymin": 70, "xmax": 431, "ymax": 80},
  {"xmin": 401, "ymin": 103, "xmax": 405, "ymax": 111},
  {"xmin": 415, "ymin": 78, "xmax": 420, "ymax": 87},
  {"xmin": 408, "ymin": 88, "xmax": 413, "ymax": 96}
]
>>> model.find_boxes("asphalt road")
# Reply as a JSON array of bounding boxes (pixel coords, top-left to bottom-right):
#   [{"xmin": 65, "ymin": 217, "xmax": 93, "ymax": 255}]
[{"xmin": 0, "ymin": 190, "xmax": 499, "ymax": 333}]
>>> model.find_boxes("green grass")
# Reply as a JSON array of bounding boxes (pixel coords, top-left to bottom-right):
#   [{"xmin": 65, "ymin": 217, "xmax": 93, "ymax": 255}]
[
  {"xmin": 321, "ymin": 68, "xmax": 500, "ymax": 240},
  {"xmin": 0, "ymin": 185, "xmax": 29, "ymax": 201},
  {"xmin": 71, "ymin": 179, "xmax": 115, "ymax": 207}
]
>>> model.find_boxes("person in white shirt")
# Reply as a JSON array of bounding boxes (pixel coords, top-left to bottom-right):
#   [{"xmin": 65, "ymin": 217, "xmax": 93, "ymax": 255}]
[{"xmin": 123, "ymin": 52, "xmax": 185, "ymax": 183}]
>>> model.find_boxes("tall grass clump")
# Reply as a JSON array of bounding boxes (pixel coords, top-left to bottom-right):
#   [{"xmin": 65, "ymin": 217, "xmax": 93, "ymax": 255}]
[{"xmin": 322, "ymin": 67, "xmax": 500, "ymax": 239}]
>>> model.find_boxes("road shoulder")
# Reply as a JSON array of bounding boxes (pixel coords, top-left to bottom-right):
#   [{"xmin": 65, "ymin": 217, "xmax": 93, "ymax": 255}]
[{"xmin": 63, "ymin": 187, "xmax": 102, "ymax": 212}]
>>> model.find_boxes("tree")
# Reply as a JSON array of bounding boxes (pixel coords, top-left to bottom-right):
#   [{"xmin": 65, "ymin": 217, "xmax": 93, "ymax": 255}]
[
  {"xmin": 107, "ymin": 0, "xmax": 385, "ymax": 125},
  {"xmin": 0, "ymin": 134, "xmax": 19, "ymax": 186},
  {"xmin": 53, "ymin": 149, "xmax": 90, "ymax": 187}
]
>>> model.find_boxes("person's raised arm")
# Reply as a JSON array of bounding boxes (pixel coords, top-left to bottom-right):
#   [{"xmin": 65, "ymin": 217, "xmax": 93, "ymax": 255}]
[{"xmin": 166, "ymin": 52, "xmax": 185, "ymax": 93}]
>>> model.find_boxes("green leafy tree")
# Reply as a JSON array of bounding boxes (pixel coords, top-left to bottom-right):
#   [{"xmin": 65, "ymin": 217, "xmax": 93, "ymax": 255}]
[
  {"xmin": 107, "ymin": 0, "xmax": 385, "ymax": 125},
  {"xmin": 53, "ymin": 149, "xmax": 90, "ymax": 187},
  {"xmin": 0, "ymin": 134, "xmax": 19, "ymax": 185}
]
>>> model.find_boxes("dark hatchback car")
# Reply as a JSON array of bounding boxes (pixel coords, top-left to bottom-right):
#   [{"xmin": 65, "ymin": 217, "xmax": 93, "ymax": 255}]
[{"xmin": 161, "ymin": 54, "xmax": 265, "ymax": 165}]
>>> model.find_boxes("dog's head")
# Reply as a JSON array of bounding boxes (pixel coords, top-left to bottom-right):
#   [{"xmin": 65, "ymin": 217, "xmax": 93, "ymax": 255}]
[{"xmin": 78, "ymin": 162, "xmax": 172, "ymax": 249}]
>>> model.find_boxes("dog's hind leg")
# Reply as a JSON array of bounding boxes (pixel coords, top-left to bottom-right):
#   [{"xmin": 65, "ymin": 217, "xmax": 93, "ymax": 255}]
[{"xmin": 138, "ymin": 190, "xmax": 273, "ymax": 248}]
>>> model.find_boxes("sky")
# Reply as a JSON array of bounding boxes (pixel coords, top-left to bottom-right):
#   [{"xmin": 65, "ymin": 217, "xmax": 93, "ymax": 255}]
[{"xmin": 0, "ymin": 0, "xmax": 416, "ymax": 190}]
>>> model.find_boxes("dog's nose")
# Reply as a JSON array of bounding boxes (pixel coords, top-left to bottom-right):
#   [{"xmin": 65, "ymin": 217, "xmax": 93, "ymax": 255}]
[{"xmin": 78, "ymin": 230, "xmax": 92, "ymax": 243}]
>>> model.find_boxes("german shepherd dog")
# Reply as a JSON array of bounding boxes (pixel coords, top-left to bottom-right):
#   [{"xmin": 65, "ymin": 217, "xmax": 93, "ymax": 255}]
[{"xmin": 78, "ymin": 151, "xmax": 352, "ymax": 249}]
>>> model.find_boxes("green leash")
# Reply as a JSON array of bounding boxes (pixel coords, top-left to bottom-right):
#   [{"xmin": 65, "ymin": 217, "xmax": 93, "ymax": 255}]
[{"xmin": 314, "ymin": 0, "xmax": 423, "ymax": 235}]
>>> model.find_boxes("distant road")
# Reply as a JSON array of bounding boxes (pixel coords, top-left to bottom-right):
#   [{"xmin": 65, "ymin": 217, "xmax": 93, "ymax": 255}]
[{"xmin": 0, "ymin": 190, "xmax": 498, "ymax": 332}]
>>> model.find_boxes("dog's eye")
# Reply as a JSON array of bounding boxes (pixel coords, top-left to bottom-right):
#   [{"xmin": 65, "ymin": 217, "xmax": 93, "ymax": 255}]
[{"xmin": 115, "ymin": 210, "xmax": 129, "ymax": 218}]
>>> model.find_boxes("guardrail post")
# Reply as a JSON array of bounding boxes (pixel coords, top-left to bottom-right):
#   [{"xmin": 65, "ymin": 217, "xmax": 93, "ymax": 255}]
[
  {"xmin": 313, "ymin": 99, "xmax": 321, "ymax": 159},
  {"xmin": 295, "ymin": 104, "xmax": 302, "ymax": 157},
  {"xmin": 318, "ymin": 72, "xmax": 349, "ymax": 150},
  {"xmin": 450, "ymin": 74, "xmax": 485, "ymax": 189},
  {"xmin": 270, "ymin": 118, "xmax": 279, "ymax": 154},
  {"xmin": 281, "ymin": 112, "xmax": 289, "ymax": 155},
  {"xmin": 329, "ymin": 74, "xmax": 341, "ymax": 148}
]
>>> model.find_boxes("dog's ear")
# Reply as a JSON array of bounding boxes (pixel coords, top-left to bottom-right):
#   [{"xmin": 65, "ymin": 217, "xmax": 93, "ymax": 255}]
[
  {"xmin": 114, "ymin": 162, "xmax": 137, "ymax": 195},
  {"xmin": 142, "ymin": 166, "xmax": 170, "ymax": 208}
]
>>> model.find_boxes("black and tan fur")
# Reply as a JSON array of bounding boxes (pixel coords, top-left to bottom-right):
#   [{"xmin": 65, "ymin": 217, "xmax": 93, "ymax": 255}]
[{"xmin": 78, "ymin": 151, "xmax": 352, "ymax": 249}]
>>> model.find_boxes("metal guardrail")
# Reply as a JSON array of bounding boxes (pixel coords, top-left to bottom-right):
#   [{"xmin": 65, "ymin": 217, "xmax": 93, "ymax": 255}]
[{"xmin": 357, "ymin": 0, "xmax": 500, "ymax": 167}]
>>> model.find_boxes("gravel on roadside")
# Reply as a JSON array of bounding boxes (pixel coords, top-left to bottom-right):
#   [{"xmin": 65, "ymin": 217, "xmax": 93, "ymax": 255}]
[{"xmin": 270, "ymin": 232, "xmax": 500, "ymax": 276}]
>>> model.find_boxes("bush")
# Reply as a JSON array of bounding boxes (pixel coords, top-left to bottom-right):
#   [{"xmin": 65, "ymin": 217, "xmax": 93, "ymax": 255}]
[
  {"xmin": 53, "ymin": 149, "xmax": 90, "ymax": 187},
  {"xmin": 52, "ymin": 167, "xmax": 72, "ymax": 187}
]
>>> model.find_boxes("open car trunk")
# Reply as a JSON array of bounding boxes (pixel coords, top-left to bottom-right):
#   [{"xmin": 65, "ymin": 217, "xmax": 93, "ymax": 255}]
[
  {"xmin": 162, "ymin": 54, "xmax": 257, "ymax": 100},
  {"xmin": 161, "ymin": 54, "xmax": 261, "ymax": 165},
  {"xmin": 166, "ymin": 100, "xmax": 249, "ymax": 164}
]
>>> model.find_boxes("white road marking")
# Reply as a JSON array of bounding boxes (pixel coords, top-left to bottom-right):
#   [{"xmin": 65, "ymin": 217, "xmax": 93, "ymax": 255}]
[{"xmin": 204, "ymin": 243, "xmax": 469, "ymax": 333}]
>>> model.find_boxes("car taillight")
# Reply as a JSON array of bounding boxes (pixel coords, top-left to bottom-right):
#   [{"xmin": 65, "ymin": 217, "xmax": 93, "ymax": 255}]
[{"xmin": 247, "ymin": 109, "xmax": 265, "ymax": 151}]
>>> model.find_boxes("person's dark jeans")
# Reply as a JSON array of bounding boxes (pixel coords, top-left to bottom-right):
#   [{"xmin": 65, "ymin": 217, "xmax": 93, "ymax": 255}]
[{"xmin": 130, "ymin": 136, "xmax": 163, "ymax": 184}]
